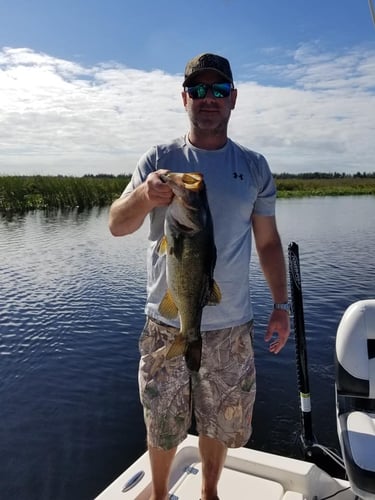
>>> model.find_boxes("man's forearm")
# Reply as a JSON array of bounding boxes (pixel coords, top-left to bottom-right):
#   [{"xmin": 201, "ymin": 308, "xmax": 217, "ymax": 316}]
[
  {"xmin": 108, "ymin": 184, "xmax": 151, "ymax": 237},
  {"xmin": 258, "ymin": 241, "xmax": 289, "ymax": 303}
]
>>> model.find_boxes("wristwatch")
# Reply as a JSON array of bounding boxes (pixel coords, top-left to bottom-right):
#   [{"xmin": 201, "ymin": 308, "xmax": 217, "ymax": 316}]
[{"xmin": 274, "ymin": 302, "xmax": 291, "ymax": 313}]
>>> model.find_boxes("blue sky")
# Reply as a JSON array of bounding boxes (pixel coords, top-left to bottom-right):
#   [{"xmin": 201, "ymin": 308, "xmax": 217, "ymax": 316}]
[{"xmin": 0, "ymin": 0, "xmax": 374, "ymax": 175}]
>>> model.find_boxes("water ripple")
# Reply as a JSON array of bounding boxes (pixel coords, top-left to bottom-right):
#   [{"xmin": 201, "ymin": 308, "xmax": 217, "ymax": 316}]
[{"xmin": 0, "ymin": 199, "xmax": 374, "ymax": 499}]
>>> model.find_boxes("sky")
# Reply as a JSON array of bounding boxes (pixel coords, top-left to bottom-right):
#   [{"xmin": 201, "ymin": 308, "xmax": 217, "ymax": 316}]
[{"xmin": 0, "ymin": 0, "xmax": 374, "ymax": 176}]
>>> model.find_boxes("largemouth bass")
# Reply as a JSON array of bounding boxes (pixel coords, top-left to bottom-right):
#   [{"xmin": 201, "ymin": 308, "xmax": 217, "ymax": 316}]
[{"xmin": 158, "ymin": 172, "xmax": 221, "ymax": 371}]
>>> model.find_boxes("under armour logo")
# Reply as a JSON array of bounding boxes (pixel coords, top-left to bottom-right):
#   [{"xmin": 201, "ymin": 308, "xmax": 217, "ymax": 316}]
[{"xmin": 233, "ymin": 172, "xmax": 244, "ymax": 180}]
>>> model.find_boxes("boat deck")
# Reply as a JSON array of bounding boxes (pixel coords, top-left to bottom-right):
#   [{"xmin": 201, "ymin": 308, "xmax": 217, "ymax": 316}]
[{"xmin": 95, "ymin": 435, "xmax": 355, "ymax": 500}]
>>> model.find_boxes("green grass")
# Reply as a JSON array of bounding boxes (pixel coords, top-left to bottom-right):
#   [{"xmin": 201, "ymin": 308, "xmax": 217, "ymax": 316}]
[
  {"xmin": 275, "ymin": 176, "xmax": 375, "ymax": 198},
  {"xmin": 0, "ymin": 175, "xmax": 130, "ymax": 212},
  {"xmin": 0, "ymin": 174, "xmax": 374, "ymax": 212}
]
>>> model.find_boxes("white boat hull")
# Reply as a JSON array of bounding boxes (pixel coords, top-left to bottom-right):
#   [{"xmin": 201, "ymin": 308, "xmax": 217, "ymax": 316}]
[{"xmin": 95, "ymin": 434, "xmax": 355, "ymax": 500}]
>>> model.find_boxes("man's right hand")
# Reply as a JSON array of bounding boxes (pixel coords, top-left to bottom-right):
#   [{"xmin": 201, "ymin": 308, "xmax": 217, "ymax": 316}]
[{"xmin": 144, "ymin": 170, "xmax": 173, "ymax": 208}]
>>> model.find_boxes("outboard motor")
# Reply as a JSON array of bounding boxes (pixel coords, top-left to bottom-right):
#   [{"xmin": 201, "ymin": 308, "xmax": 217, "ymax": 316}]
[{"xmin": 335, "ymin": 299, "xmax": 375, "ymax": 499}]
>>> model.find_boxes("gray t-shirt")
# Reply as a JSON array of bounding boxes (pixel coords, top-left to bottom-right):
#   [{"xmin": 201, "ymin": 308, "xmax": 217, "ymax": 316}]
[{"xmin": 123, "ymin": 136, "xmax": 276, "ymax": 330}]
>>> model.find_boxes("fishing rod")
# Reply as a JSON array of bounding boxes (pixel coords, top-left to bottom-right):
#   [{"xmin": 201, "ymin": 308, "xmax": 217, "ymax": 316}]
[
  {"xmin": 288, "ymin": 242, "xmax": 345, "ymax": 475},
  {"xmin": 288, "ymin": 242, "xmax": 316, "ymax": 453},
  {"xmin": 369, "ymin": 0, "xmax": 375, "ymax": 26}
]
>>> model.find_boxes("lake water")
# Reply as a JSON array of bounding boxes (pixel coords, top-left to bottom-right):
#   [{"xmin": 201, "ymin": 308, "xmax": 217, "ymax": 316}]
[{"xmin": 0, "ymin": 196, "xmax": 374, "ymax": 500}]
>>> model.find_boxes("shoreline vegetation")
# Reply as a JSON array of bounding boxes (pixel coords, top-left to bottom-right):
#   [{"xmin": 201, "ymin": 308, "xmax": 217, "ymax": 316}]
[{"xmin": 1, "ymin": 172, "xmax": 374, "ymax": 213}]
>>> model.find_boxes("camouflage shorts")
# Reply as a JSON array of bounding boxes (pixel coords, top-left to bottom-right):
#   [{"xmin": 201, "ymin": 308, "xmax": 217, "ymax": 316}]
[{"xmin": 138, "ymin": 317, "xmax": 256, "ymax": 450}]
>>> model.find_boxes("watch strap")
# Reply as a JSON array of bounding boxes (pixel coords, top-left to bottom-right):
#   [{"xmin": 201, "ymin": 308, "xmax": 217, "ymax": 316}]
[{"xmin": 274, "ymin": 302, "xmax": 291, "ymax": 313}]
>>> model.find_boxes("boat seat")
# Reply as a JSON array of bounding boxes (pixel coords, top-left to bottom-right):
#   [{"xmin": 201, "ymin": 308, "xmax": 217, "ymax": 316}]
[{"xmin": 335, "ymin": 299, "xmax": 375, "ymax": 500}]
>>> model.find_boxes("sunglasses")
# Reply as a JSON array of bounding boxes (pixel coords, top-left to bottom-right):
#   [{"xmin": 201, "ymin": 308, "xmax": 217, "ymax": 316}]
[{"xmin": 185, "ymin": 82, "xmax": 233, "ymax": 99}]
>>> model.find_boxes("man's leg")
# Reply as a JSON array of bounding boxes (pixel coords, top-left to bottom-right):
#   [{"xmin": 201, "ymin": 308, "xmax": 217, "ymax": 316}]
[
  {"xmin": 199, "ymin": 435, "xmax": 227, "ymax": 500},
  {"xmin": 139, "ymin": 319, "xmax": 192, "ymax": 500},
  {"xmin": 193, "ymin": 323, "xmax": 256, "ymax": 499},
  {"xmin": 148, "ymin": 444, "xmax": 177, "ymax": 500}
]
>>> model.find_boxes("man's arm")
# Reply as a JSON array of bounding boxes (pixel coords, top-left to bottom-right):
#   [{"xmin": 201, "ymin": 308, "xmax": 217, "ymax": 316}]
[
  {"xmin": 108, "ymin": 170, "xmax": 172, "ymax": 237},
  {"xmin": 252, "ymin": 214, "xmax": 290, "ymax": 354}
]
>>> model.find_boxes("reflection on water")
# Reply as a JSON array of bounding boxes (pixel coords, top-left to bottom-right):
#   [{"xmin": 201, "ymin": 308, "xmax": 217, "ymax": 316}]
[{"xmin": 0, "ymin": 198, "xmax": 374, "ymax": 500}]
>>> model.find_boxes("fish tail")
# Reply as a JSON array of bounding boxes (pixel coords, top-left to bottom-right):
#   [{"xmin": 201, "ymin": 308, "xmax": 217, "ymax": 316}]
[
  {"xmin": 166, "ymin": 334, "xmax": 187, "ymax": 359},
  {"xmin": 185, "ymin": 337, "xmax": 202, "ymax": 372}
]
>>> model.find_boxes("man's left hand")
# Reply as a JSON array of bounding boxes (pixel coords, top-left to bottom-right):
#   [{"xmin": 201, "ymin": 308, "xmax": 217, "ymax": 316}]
[{"xmin": 264, "ymin": 309, "xmax": 290, "ymax": 354}]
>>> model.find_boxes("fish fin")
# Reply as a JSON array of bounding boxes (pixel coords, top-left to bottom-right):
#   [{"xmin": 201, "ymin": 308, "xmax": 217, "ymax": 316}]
[
  {"xmin": 207, "ymin": 280, "xmax": 222, "ymax": 305},
  {"xmin": 157, "ymin": 236, "xmax": 168, "ymax": 255},
  {"xmin": 166, "ymin": 335, "xmax": 187, "ymax": 359},
  {"xmin": 158, "ymin": 290, "xmax": 178, "ymax": 319}
]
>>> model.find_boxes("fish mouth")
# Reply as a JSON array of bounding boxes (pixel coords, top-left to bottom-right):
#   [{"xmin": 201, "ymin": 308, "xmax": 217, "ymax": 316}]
[
  {"xmin": 160, "ymin": 172, "xmax": 204, "ymax": 192},
  {"xmin": 181, "ymin": 173, "xmax": 203, "ymax": 191}
]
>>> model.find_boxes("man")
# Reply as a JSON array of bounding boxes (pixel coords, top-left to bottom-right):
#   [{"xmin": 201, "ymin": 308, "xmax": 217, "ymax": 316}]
[{"xmin": 109, "ymin": 53, "xmax": 290, "ymax": 500}]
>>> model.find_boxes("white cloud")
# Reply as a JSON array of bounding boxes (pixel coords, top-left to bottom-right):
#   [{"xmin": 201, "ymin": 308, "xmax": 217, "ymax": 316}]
[{"xmin": 0, "ymin": 45, "xmax": 374, "ymax": 175}]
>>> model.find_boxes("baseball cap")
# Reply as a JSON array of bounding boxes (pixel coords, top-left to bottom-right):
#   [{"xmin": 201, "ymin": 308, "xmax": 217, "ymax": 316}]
[{"xmin": 183, "ymin": 53, "xmax": 233, "ymax": 87}]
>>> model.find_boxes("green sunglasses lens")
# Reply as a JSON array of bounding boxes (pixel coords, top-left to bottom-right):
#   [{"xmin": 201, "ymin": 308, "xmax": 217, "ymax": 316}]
[
  {"xmin": 187, "ymin": 83, "xmax": 232, "ymax": 99},
  {"xmin": 212, "ymin": 83, "xmax": 232, "ymax": 98},
  {"xmin": 196, "ymin": 84, "xmax": 208, "ymax": 99}
]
